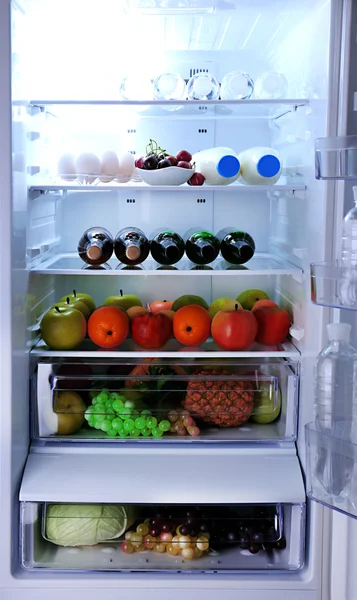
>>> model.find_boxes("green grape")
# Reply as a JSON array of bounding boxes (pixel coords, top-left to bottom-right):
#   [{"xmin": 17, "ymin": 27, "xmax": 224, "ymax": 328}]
[
  {"xmin": 141, "ymin": 428, "xmax": 152, "ymax": 437},
  {"xmin": 94, "ymin": 413, "xmax": 106, "ymax": 423},
  {"xmin": 141, "ymin": 409, "xmax": 152, "ymax": 417},
  {"xmin": 85, "ymin": 405, "xmax": 96, "ymax": 414},
  {"xmin": 87, "ymin": 416, "xmax": 95, "ymax": 427},
  {"xmin": 118, "ymin": 407, "xmax": 132, "ymax": 418},
  {"xmin": 100, "ymin": 419, "xmax": 112, "ymax": 432},
  {"xmin": 106, "ymin": 408, "xmax": 115, "ymax": 417},
  {"xmin": 96, "ymin": 392, "xmax": 109, "ymax": 403},
  {"xmin": 124, "ymin": 418, "xmax": 135, "ymax": 432},
  {"xmin": 93, "ymin": 403, "xmax": 105, "ymax": 415},
  {"xmin": 112, "ymin": 417, "xmax": 124, "ymax": 431},
  {"xmin": 92, "ymin": 397, "xmax": 99, "ymax": 405},
  {"xmin": 146, "ymin": 416, "xmax": 157, "ymax": 429},
  {"xmin": 107, "ymin": 428, "xmax": 118, "ymax": 437},
  {"xmin": 93, "ymin": 418, "xmax": 103, "ymax": 430},
  {"xmin": 130, "ymin": 428, "xmax": 141, "ymax": 437},
  {"xmin": 159, "ymin": 420, "xmax": 171, "ymax": 432},
  {"xmin": 84, "ymin": 411, "xmax": 92, "ymax": 422},
  {"xmin": 112, "ymin": 399, "xmax": 124, "ymax": 412},
  {"xmin": 124, "ymin": 400, "xmax": 135, "ymax": 409},
  {"xmin": 135, "ymin": 417, "xmax": 146, "ymax": 430},
  {"xmin": 152, "ymin": 427, "xmax": 164, "ymax": 438},
  {"xmin": 131, "ymin": 409, "xmax": 139, "ymax": 418},
  {"xmin": 105, "ymin": 399, "xmax": 114, "ymax": 408},
  {"xmin": 118, "ymin": 429, "xmax": 128, "ymax": 438}
]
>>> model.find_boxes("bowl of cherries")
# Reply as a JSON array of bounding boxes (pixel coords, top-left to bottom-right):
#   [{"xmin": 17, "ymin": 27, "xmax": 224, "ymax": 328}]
[{"xmin": 135, "ymin": 139, "xmax": 205, "ymax": 186}]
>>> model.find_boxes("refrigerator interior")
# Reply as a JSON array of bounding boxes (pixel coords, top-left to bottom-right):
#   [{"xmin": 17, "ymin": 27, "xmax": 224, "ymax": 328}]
[{"xmin": 1, "ymin": 0, "xmax": 341, "ymax": 596}]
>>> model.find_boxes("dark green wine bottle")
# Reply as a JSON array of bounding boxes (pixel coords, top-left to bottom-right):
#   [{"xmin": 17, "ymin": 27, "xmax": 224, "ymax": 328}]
[
  {"xmin": 184, "ymin": 229, "xmax": 220, "ymax": 265},
  {"xmin": 217, "ymin": 228, "xmax": 255, "ymax": 265},
  {"xmin": 150, "ymin": 229, "xmax": 185, "ymax": 265}
]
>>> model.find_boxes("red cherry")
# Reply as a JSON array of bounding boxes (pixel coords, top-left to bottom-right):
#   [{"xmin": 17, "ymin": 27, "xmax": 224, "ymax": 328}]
[
  {"xmin": 135, "ymin": 156, "xmax": 145, "ymax": 169},
  {"xmin": 167, "ymin": 155, "xmax": 178, "ymax": 166},
  {"xmin": 177, "ymin": 161, "xmax": 192, "ymax": 169},
  {"xmin": 176, "ymin": 150, "xmax": 192, "ymax": 162},
  {"xmin": 188, "ymin": 172, "xmax": 205, "ymax": 186}
]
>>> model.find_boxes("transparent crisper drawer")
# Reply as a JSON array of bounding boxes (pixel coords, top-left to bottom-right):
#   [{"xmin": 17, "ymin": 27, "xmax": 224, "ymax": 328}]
[
  {"xmin": 306, "ymin": 422, "xmax": 357, "ymax": 520},
  {"xmin": 33, "ymin": 358, "xmax": 298, "ymax": 443},
  {"xmin": 315, "ymin": 136, "xmax": 357, "ymax": 180},
  {"xmin": 311, "ymin": 261, "xmax": 357, "ymax": 311},
  {"xmin": 20, "ymin": 501, "xmax": 305, "ymax": 572}
]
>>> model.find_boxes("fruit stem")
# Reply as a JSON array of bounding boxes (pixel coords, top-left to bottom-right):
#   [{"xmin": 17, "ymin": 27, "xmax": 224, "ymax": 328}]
[
  {"xmin": 235, "ymin": 304, "xmax": 238, "ymax": 311},
  {"xmin": 66, "ymin": 297, "xmax": 70, "ymax": 304},
  {"xmin": 73, "ymin": 289, "xmax": 76, "ymax": 297},
  {"xmin": 55, "ymin": 306, "xmax": 61, "ymax": 313},
  {"xmin": 120, "ymin": 289, "xmax": 123, "ymax": 296}
]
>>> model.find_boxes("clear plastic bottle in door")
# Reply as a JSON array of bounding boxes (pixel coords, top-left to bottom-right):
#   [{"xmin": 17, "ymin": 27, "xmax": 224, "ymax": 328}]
[
  {"xmin": 314, "ymin": 323, "xmax": 357, "ymax": 498},
  {"xmin": 114, "ymin": 227, "xmax": 150, "ymax": 266},
  {"xmin": 340, "ymin": 186, "xmax": 357, "ymax": 307}
]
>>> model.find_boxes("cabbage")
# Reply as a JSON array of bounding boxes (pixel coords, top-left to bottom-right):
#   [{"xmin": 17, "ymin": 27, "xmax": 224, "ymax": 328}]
[{"xmin": 45, "ymin": 504, "xmax": 136, "ymax": 547}]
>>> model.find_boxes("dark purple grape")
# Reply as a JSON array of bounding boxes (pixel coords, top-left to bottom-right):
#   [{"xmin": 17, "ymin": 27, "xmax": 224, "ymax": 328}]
[
  {"xmin": 150, "ymin": 528, "xmax": 160, "ymax": 537},
  {"xmin": 274, "ymin": 537, "xmax": 287, "ymax": 550},
  {"xmin": 150, "ymin": 518, "xmax": 159, "ymax": 527},
  {"xmin": 161, "ymin": 522, "xmax": 173, "ymax": 533},
  {"xmin": 189, "ymin": 528, "xmax": 198, "ymax": 537},
  {"xmin": 243, "ymin": 526, "xmax": 251, "ymax": 535},
  {"xmin": 239, "ymin": 533, "xmax": 250, "ymax": 550},
  {"xmin": 249, "ymin": 543, "xmax": 260, "ymax": 554},
  {"xmin": 158, "ymin": 159, "xmax": 172, "ymax": 169},
  {"xmin": 199, "ymin": 523, "xmax": 209, "ymax": 533},
  {"xmin": 227, "ymin": 532, "xmax": 237, "ymax": 542},
  {"xmin": 251, "ymin": 532, "xmax": 264, "ymax": 544},
  {"xmin": 144, "ymin": 154, "xmax": 158, "ymax": 170},
  {"xmin": 185, "ymin": 510, "xmax": 195, "ymax": 518},
  {"xmin": 179, "ymin": 525, "xmax": 190, "ymax": 536}
]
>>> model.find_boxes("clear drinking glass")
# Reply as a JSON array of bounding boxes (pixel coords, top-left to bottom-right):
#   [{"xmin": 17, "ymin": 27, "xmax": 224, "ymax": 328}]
[
  {"xmin": 153, "ymin": 73, "xmax": 186, "ymax": 100},
  {"xmin": 254, "ymin": 71, "xmax": 288, "ymax": 100},
  {"xmin": 186, "ymin": 72, "xmax": 220, "ymax": 100},
  {"xmin": 220, "ymin": 71, "xmax": 254, "ymax": 100}
]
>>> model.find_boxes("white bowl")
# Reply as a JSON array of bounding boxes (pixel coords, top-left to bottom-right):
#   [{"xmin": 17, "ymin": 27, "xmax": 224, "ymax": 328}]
[{"xmin": 137, "ymin": 166, "xmax": 194, "ymax": 186}]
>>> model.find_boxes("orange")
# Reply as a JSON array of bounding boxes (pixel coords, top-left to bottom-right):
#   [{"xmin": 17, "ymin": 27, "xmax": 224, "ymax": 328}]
[
  {"xmin": 173, "ymin": 304, "xmax": 211, "ymax": 346},
  {"xmin": 88, "ymin": 306, "xmax": 129, "ymax": 349}
]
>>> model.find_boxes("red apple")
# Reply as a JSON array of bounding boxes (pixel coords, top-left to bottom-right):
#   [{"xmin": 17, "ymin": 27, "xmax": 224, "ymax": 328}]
[
  {"xmin": 188, "ymin": 172, "xmax": 205, "ymax": 186},
  {"xmin": 252, "ymin": 306, "xmax": 290, "ymax": 345},
  {"xmin": 176, "ymin": 150, "xmax": 192, "ymax": 162},
  {"xmin": 211, "ymin": 305, "xmax": 258, "ymax": 351},
  {"xmin": 150, "ymin": 300, "xmax": 173, "ymax": 313},
  {"xmin": 177, "ymin": 161, "xmax": 192, "ymax": 169},
  {"xmin": 252, "ymin": 299, "xmax": 278, "ymax": 310},
  {"xmin": 131, "ymin": 312, "xmax": 172, "ymax": 349}
]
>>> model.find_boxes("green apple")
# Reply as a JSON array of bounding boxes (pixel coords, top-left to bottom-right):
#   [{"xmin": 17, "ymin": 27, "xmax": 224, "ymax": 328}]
[
  {"xmin": 104, "ymin": 289, "xmax": 142, "ymax": 310},
  {"xmin": 251, "ymin": 387, "xmax": 282, "ymax": 424},
  {"xmin": 59, "ymin": 290, "xmax": 96, "ymax": 314},
  {"xmin": 172, "ymin": 294, "xmax": 209, "ymax": 311},
  {"xmin": 54, "ymin": 391, "xmax": 86, "ymax": 435},
  {"xmin": 54, "ymin": 296, "xmax": 91, "ymax": 320},
  {"xmin": 40, "ymin": 306, "xmax": 87, "ymax": 350},
  {"xmin": 236, "ymin": 289, "xmax": 269, "ymax": 310},
  {"xmin": 209, "ymin": 297, "xmax": 240, "ymax": 319}
]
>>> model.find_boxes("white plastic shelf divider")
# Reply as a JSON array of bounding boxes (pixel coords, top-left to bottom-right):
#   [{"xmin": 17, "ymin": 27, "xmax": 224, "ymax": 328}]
[
  {"xmin": 30, "ymin": 337, "xmax": 300, "ymax": 359},
  {"xmin": 29, "ymin": 177, "xmax": 306, "ymax": 193},
  {"xmin": 30, "ymin": 253, "xmax": 303, "ymax": 276}
]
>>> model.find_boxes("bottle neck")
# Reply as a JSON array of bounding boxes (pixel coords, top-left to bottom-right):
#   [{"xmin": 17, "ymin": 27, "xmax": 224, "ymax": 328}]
[
  {"xmin": 125, "ymin": 242, "xmax": 141, "ymax": 261},
  {"xmin": 86, "ymin": 241, "xmax": 103, "ymax": 261}
]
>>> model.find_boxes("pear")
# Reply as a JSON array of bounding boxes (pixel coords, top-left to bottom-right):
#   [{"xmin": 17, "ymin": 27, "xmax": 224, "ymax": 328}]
[
  {"xmin": 59, "ymin": 290, "xmax": 96, "ymax": 314},
  {"xmin": 236, "ymin": 289, "xmax": 269, "ymax": 310},
  {"xmin": 104, "ymin": 289, "xmax": 142, "ymax": 310},
  {"xmin": 209, "ymin": 298, "xmax": 241, "ymax": 319},
  {"xmin": 172, "ymin": 294, "xmax": 208, "ymax": 312},
  {"xmin": 54, "ymin": 391, "xmax": 86, "ymax": 435}
]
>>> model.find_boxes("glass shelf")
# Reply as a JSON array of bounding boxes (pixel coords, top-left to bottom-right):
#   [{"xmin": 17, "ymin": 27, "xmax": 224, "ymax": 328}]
[
  {"xmin": 311, "ymin": 261, "xmax": 357, "ymax": 311},
  {"xmin": 30, "ymin": 338, "xmax": 300, "ymax": 359},
  {"xmin": 29, "ymin": 176, "xmax": 305, "ymax": 194},
  {"xmin": 306, "ymin": 423, "xmax": 357, "ymax": 520},
  {"xmin": 30, "ymin": 253, "xmax": 303, "ymax": 277}
]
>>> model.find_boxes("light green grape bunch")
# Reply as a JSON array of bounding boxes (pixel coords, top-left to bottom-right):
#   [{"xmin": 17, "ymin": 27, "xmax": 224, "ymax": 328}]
[{"xmin": 84, "ymin": 389, "xmax": 171, "ymax": 439}]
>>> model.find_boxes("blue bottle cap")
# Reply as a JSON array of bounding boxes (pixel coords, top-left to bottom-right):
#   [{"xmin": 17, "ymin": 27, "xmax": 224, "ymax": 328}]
[
  {"xmin": 257, "ymin": 154, "xmax": 281, "ymax": 178},
  {"xmin": 217, "ymin": 155, "xmax": 240, "ymax": 178}
]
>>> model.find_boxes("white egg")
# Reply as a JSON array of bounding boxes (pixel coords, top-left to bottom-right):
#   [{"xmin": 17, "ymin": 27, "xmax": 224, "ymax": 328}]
[
  {"xmin": 75, "ymin": 152, "xmax": 101, "ymax": 184},
  {"xmin": 99, "ymin": 150, "xmax": 119, "ymax": 183},
  {"xmin": 57, "ymin": 153, "xmax": 77, "ymax": 181},
  {"xmin": 118, "ymin": 152, "xmax": 135, "ymax": 177},
  {"xmin": 115, "ymin": 174, "xmax": 131, "ymax": 183}
]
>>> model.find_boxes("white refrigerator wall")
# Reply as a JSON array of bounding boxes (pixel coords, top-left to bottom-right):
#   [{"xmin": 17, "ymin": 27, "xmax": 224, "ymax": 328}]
[{"xmin": 0, "ymin": 0, "xmax": 348, "ymax": 598}]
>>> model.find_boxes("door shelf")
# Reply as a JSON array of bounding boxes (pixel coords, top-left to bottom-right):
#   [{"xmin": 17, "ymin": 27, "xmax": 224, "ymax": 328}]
[
  {"xmin": 29, "ymin": 176, "xmax": 305, "ymax": 194},
  {"xmin": 315, "ymin": 135, "xmax": 357, "ymax": 180},
  {"xmin": 31, "ymin": 338, "xmax": 300, "ymax": 359},
  {"xmin": 33, "ymin": 358, "xmax": 297, "ymax": 443},
  {"xmin": 311, "ymin": 260, "xmax": 357, "ymax": 311},
  {"xmin": 31, "ymin": 253, "xmax": 303, "ymax": 277},
  {"xmin": 306, "ymin": 423, "xmax": 357, "ymax": 520}
]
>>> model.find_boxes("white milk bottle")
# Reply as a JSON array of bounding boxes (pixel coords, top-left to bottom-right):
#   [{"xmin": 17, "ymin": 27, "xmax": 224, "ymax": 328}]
[
  {"xmin": 238, "ymin": 146, "xmax": 282, "ymax": 185},
  {"xmin": 192, "ymin": 147, "xmax": 240, "ymax": 185}
]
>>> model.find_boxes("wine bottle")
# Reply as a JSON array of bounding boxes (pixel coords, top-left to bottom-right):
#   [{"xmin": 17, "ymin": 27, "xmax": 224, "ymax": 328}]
[
  {"xmin": 184, "ymin": 229, "xmax": 220, "ymax": 265},
  {"xmin": 150, "ymin": 229, "xmax": 185, "ymax": 265},
  {"xmin": 77, "ymin": 227, "xmax": 114, "ymax": 266},
  {"xmin": 217, "ymin": 228, "xmax": 255, "ymax": 265},
  {"xmin": 114, "ymin": 227, "xmax": 150, "ymax": 266}
]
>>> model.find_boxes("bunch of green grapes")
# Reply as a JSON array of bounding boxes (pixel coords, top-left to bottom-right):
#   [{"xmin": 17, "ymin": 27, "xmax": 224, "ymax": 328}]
[{"xmin": 84, "ymin": 389, "xmax": 171, "ymax": 438}]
